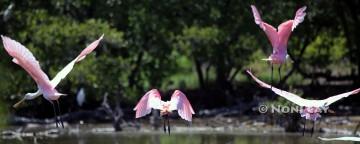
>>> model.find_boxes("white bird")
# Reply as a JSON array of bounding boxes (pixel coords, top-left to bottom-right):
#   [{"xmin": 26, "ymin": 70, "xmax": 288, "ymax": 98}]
[
  {"xmin": 318, "ymin": 137, "xmax": 360, "ymax": 142},
  {"xmin": 1, "ymin": 34, "xmax": 104, "ymax": 128},
  {"xmin": 76, "ymin": 87, "xmax": 86, "ymax": 107},
  {"xmin": 133, "ymin": 89, "xmax": 195, "ymax": 134},
  {"xmin": 246, "ymin": 70, "xmax": 360, "ymax": 135}
]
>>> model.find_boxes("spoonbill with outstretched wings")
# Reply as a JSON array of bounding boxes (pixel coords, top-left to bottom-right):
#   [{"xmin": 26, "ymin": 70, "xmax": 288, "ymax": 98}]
[
  {"xmin": 251, "ymin": 5, "xmax": 306, "ymax": 85},
  {"xmin": 246, "ymin": 70, "xmax": 360, "ymax": 136},
  {"xmin": 1, "ymin": 34, "xmax": 103, "ymax": 128},
  {"xmin": 134, "ymin": 89, "xmax": 195, "ymax": 134}
]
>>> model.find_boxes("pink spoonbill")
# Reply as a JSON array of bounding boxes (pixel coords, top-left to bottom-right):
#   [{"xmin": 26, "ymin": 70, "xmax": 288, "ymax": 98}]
[
  {"xmin": 251, "ymin": 5, "xmax": 307, "ymax": 85},
  {"xmin": 246, "ymin": 70, "xmax": 360, "ymax": 136},
  {"xmin": 134, "ymin": 89, "xmax": 195, "ymax": 135},
  {"xmin": 1, "ymin": 34, "xmax": 104, "ymax": 128}
]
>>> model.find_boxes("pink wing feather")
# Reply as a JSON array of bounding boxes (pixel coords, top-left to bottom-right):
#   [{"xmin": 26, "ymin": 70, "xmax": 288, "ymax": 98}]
[
  {"xmin": 251, "ymin": 5, "xmax": 279, "ymax": 49},
  {"xmin": 247, "ymin": 70, "xmax": 360, "ymax": 107},
  {"xmin": 133, "ymin": 89, "xmax": 163, "ymax": 118},
  {"xmin": 1, "ymin": 35, "xmax": 53, "ymax": 89},
  {"xmin": 277, "ymin": 20, "xmax": 293, "ymax": 52},
  {"xmin": 250, "ymin": 5, "xmax": 265, "ymax": 30},
  {"xmin": 169, "ymin": 90, "xmax": 195, "ymax": 122},
  {"xmin": 246, "ymin": 70, "xmax": 307, "ymax": 106},
  {"xmin": 276, "ymin": 6, "xmax": 306, "ymax": 52},
  {"xmin": 76, "ymin": 34, "xmax": 104, "ymax": 62},
  {"xmin": 322, "ymin": 88, "xmax": 360, "ymax": 106},
  {"xmin": 291, "ymin": 6, "xmax": 307, "ymax": 31}
]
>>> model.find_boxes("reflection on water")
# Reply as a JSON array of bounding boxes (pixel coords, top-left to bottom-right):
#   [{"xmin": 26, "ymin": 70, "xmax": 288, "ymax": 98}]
[{"xmin": 0, "ymin": 133, "xmax": 347, "ymax": 144}]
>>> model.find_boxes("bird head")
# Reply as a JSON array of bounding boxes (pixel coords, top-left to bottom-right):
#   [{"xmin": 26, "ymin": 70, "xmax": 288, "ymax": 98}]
[
  {"xmin": 160, "ymin": 102, "xmax": 171, "ymax": 116},
  {"xmin": 24, "ymin": 93, "xmax": 34, "ymax": 99},
  {"xmin": 13, "ymin": 90, "xmax": 46, "ymax": 108},
  {"xmin": 12, "ymin": 93, "xmax": 36, "ymax": 108}
]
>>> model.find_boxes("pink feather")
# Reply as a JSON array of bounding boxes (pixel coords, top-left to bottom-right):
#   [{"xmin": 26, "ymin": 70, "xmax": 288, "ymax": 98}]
[
  {"xmin": 292, "ymin": 6, "xmax": 307, "ymax": 31},
  {"xmin": 251, "ymin": 5, "xmax": 279, "ymax": 49},
  {"xmin": 76, "ymin": 34, "xmax": 104, "ymax": 62},
  {"xmin": 170, "ymin": 90, "xmax": 195, "ymax": 122},
  {"xmin": 251, "ymin": 5, "xmax": 306, "ymax": 63},
  {"xmin": 1, "ymin": 35, "xmax": 53, "ymax": 92},
  {"xmin": 133, "ymin": 89, "xmax": 162, "ymax": 118}
]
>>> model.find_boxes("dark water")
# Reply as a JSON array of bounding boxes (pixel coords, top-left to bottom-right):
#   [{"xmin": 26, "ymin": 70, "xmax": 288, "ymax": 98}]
[{"xmin": 0, "ymin": 133, "xmax": 348, "ymax": 144}]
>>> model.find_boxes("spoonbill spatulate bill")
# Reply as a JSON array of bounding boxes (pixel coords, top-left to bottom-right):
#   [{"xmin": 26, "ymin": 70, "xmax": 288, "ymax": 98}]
[
  {"xmin": 318, "ymin": 137, "xmax": 360, "ymax": 142},
  {"xmin": 134, "ymin": 89, "xmax": 195, "ymax": 135},
  {"xmin": 246, "ymin": 70, "xmax": 360, "ymax": 136},
  {"xmin": 1, "ymin": 34, "xmax": 104, "ymax": 128},
  {"xmin": 251, "ymin": 5, "xmax": 306, "ymax": 85}
]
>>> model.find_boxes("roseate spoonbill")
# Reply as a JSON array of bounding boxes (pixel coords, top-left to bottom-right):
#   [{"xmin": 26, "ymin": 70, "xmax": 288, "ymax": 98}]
[
  {"xmin": 133, "ymin": 89, "xmax": 195, "ymax": 135},
  {"xmin": 1, "ymin": 35, "xmax": 103, "ymax": 128},
  {"xmin": 246, "ymin": 70, "xmax": 360, "ymax": 136},
  {"xmin": 251, "ymin": 5, "xmax": 307, "ymax": 85},
  {"xmin": 319, "ymin": 137, "xmax": 360, "ymax": 142}
]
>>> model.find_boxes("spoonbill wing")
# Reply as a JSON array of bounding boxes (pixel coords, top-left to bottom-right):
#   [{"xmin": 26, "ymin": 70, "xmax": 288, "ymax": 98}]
[
  {"xmin": 1, "ymin": 35, "xmax": 52, "ymax": 88},
  {"xmin": 291, "ymin": 6, "xmax": 307, "ymax": 31},
  {"xmin": 50, "ymin": 59, "xmax": 77, "ymax": 88},
  {"xmin": 250, "ymin": 5, "xmax": 264, "ymax": 29},
  {"xmin": 277, "ymin": 20, "xmax": 293, "ymax": 52},
  {"xmin": 50, "ymin": 35, "xmax": 103, "ymax": 87},
  {"xmin": 246, "ymin": 70, "xmax": 314, "ymax": 107},
  {"xmin": 251, "ymin": 5, "xmax": 279, "ymax": 49},
  {"xmin": 76, "ymin": 34, "xmax": 104, "ymax": 62},
  {"xmin": 319, "ymin": 137, "xmax": 360, "ymax": 142},
  {"xmin": 277, "ymin": 6, "xmax": 306, "ymax": 53},
  {"xmin": 133, "ymin": 89, "xmax": 163, "ymax": 118},
  {"xmin": 169, "ymin": 90, "xmax": 195, "ymax": 122},
  {"xmin": 321, "ymin": 88, "xmax": 360, "ymax": 107}
]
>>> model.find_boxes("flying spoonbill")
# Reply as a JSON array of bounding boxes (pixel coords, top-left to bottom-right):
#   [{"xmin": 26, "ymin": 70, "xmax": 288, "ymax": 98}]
[
  {"xmin": 247, "ymin": 70, "xmax": 360, "ymax": 136},
  {"xmin": 134, "ymin": 89, "xmax": 195, "ymax": 135},
  {"xmin": 251, "ymin": 5, "xmax": 306, "ymax": 85},
  {"xmin": 1, "ymin": 34, "xmax": 103, "ymax": 128}
]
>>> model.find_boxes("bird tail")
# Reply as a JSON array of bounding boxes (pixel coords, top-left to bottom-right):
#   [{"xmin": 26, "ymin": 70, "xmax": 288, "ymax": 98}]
[{"xmin": 55, "ymin": 92, "xmax": 67, "ymax": 97}]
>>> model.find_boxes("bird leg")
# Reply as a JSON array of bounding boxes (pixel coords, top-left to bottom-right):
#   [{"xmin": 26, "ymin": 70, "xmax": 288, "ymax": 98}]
[
  {"xmin": 271, "ymin": 64, "xmax": 274, "ymax": 88},
  {"xmin": 167, "ymin": 116, "xmax": 170, "ymax": 135},
  {"xmin": 163, "ymin": 116, "xmax": 167, "ymax": 133},
  {"xmin": 278, "ymin": 65, "xmax": 282, "ymax": 85},
  {"xmin": 311, "ymin": 120, "xmax": 315, "ymax": 137},
  {"xmin": 56, "ymin": 100, "xmax": 64, "ymax": 128},
  {"xmin": 302, "ymin": 120, "xmax": 306, "ymax": 136},
  {"xmin": 50, "ymin": 101, "xmax": 59, "ymax": 128},
  {"xmin": 353, "ymin": 121, "xmax": 360, "ymax": 136}
]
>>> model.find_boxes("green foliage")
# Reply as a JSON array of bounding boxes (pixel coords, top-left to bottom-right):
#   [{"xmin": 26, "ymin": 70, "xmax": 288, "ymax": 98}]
[{"xmin": 304, "ymin": 31, "xmax": 347, "ymax": 67}]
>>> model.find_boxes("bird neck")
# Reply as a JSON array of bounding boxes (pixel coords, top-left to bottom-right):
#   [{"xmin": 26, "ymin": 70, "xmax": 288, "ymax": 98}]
[{"xmin": 25, "ymin": 90, "xmax": 42, "ymax": 100}]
